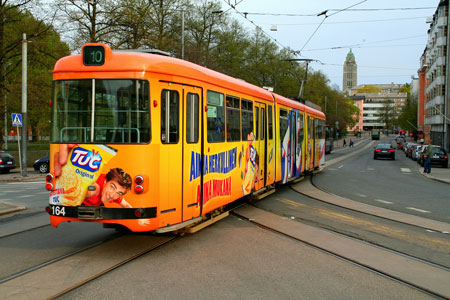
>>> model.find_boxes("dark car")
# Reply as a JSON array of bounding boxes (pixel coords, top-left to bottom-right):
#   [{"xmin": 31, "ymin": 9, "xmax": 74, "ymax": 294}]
[
  {"xmin": 0, "ymin": 151, "xmax": 16, "ymax": 174},
  {"xmin": 420, "ymin": 146, "xmax": 448, "ymax": 168},
  {"xmin": 33, "ymin": 155, "xmax": 50, "ymax": 173},
  {"xmin": 374, "ymin": 144, "xmax": 395, "ymax": 160}
]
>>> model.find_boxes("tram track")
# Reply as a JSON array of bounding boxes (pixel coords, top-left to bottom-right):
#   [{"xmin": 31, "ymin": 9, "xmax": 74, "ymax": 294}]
[
  {"xmin": 0, "ymin": 233, "xmax": 177, "ymax": 299},
  {"xmin": 233, "ymin": 204, "xmax": 450, "ymax": 299}
]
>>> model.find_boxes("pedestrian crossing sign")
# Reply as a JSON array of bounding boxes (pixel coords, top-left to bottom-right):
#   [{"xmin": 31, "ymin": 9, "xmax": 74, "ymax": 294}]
[{"xmin": 12, "ymin": 113, "xmax": 22, "ymax": 127}]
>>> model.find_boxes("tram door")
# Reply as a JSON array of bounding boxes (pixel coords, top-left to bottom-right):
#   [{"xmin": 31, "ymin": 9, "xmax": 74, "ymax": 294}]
[
  {"xmin": 159, "ymin": 83, "xmax": 202, "ymax": 227},
  {"xmin": 254, "ymin": 102, "xmax": 266, "ymax": 190},
  {"xmin": 160, "ymin": 83, "xmax": 183, "ymax": 227},
  {"xmin": 288, "ymin": 110, "xmax": 296, "ymax": 180},
  {"xmin": 182, "ymin": 86, "xmax": 202, "ymax": 221}
]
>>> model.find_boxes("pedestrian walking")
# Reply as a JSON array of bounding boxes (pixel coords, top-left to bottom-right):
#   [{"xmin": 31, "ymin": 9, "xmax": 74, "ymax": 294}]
[
  {"xmin": 343, "ymin": 139, "xmax": 347, "ymax": 147},
  {"xmin": 423, "ymin": 142, "xmax": 433, "ymax": 174},
  {"xmin": 349, "ymin": 139, "xmax": 354, "ymax": 147}
]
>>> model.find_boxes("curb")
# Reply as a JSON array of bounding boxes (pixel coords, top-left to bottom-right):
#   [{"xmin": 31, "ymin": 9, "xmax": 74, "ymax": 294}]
[
  {"xmin": 420, "ymin": 169, "xmax": 450, "ymax": 185},
  {"xmin": 0, "ymin": 175, "xmax": 45, "ymax": 183},
  {"xmin": 0, "ymin": 202, "xmax": 27, "ymax": 216}
]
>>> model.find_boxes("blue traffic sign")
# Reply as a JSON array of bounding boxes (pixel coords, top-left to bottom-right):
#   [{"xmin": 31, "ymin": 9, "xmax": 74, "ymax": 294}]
[{"xmin": 12, "ymin": 113, "xmax": 22, "ymax": 127}]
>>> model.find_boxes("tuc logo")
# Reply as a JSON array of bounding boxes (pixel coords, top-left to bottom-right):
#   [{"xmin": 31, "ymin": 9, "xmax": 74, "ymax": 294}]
[{"xmin": 70, "ymin": 147, "xmax": 102, "ymax": 172}]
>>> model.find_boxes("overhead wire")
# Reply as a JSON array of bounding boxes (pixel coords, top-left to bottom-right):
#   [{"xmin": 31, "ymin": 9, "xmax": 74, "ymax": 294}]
[
  {"xmin": 303, "ymin": 34, "xmax": 427, "ymax": 51},
  {"xmin": 242, "ymin": 7, "xmax": 435, "ymax": 16},
  {"xmin": 221, "ymin": 0, "xmax": 426, "ymax": 82},
  {"xmin": 269, "ymin": 16, "xmax": 429, "ymax": 26},
  {"xmin": 298, "ymin": 0, "xmax": 368, "ymax": 54}
]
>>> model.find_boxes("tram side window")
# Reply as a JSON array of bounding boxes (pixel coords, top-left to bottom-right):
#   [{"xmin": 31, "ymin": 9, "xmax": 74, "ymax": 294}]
[
  {"xmin": 317, "ymin": 119, "xmax": 325, "ymax": 139},
  {"xmin": 308, "ymin": 117, "xmax": 314, "ymax": 140},
  {"xmin": 260, "ymin": 107, "xmax": 265, "ymax": 140},
  {"xmin": 186, "ymin": 93, "xmax": 199, "ymax": 143},
  {"xmin": 226, "ymin": 95, "xmax": 241, "ymax": 142},
  {"xmin": 255, "ymin": 107, "xmax": 259, "ymax": 140},
  {"xmin": 298, "ymin": 113, "xmax": 304, "ymax": 144},
  {"xmin": 161, "ymin": 89, "xmax": 179, "ymax": 144},
  {"xmin": 242, "ymin": 99, "xmax": 254, "ymax": 140},
  {"xmin": 268, "ymin": 105, "xmax": 273, "ymax": 140},
  {"xmin": 279, "ymin": 109, "xmax": 288, "ymax": 140},
  {"xmin": 207, "ymin": 90, "xmax": 225, "ymax": 143}
]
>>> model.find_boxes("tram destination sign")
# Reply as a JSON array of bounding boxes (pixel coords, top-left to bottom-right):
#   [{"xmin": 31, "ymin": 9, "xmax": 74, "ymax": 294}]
[{"xmin": 83, "ymin": 45, "xmax": 105, "ymax": 66}]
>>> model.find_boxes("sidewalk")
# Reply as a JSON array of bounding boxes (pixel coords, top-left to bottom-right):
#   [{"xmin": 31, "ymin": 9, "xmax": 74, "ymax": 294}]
[
  {"xmin": 0, "ymin": 168, "xmax": 46, "ymax": 216},
  {"xmin": 0, "ymin": 167, "xmax": 45, "ymax": 182}
]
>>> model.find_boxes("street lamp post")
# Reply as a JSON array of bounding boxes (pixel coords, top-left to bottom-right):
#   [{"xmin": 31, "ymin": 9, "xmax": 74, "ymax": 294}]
[
  {"xmin": 3, "ymin": 93, "xmax": 6, "ymax": 150},
  {"xmin": 3, "ymin": 63, "xmax": 8, "ymax": 150}
]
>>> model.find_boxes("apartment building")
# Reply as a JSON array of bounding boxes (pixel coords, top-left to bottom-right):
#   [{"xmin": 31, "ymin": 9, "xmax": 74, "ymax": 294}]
[
  {"xmin": 419, "ymin": 0, "xmax": 449, "ymax": 150},
  {"xmin": 349, "ymin": 84, "xmax": 407, "ymax": 131}
]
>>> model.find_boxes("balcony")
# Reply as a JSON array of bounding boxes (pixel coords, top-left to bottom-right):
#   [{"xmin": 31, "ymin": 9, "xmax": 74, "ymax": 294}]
[
  {"xmin": 425, "ymin": 76, "xmax": 444, "ymax": 92},
  {"xmin": 425, "ymin": 115, "xmax": 444, "ymax": 125},
  {"xmin": 425, "ymin": 95, "xmax": 444, "ymax": 109}
]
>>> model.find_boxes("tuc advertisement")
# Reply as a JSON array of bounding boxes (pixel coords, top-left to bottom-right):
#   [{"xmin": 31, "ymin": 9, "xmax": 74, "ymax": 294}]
[{"xmin": 49, "ymin": 144, "xmax": 132, "ymax": 208}]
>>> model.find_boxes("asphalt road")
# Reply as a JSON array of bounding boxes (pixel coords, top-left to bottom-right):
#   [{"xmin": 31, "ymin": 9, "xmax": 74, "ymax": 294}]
[
  {"xmin": 1, "ymin": 137, "xmax": 448, "ymax": 299},
  {"xmin": 313, "ymin": 136, "xmax": 450, "ymax": 223}
]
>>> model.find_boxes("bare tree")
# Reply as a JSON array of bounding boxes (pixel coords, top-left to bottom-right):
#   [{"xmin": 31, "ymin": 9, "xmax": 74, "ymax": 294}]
[{"xmin": 55, "ymin": 0, "xmax": 121, "ymax": 50}]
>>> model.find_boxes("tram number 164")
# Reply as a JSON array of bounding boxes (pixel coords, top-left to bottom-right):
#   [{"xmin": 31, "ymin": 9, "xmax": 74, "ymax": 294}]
[{"xmin": 51, "ymin": 205, "xmax": 66, "ymax": 216}]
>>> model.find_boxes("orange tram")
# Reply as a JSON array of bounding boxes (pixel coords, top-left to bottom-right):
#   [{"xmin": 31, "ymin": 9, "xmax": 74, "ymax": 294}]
[{"xmin": 45, "ymin": 43, "xmax": 326, "ymax": 233}]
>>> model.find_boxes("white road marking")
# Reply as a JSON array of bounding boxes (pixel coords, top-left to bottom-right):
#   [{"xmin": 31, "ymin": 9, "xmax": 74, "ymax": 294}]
[
  {"xmin": 355, "ymin": 193, "xmax": 367, "ymax": 198},
  {"xmin": 401, "ymin": 168, "xmax": 411, "ymax": 173},
  {"xmin": 367, "ymin": 167, "xmax": 374, "ymax": 171},
  {"xmin": 18, "ymin": 195, "xmax": 33, "ymax": 198},
  {"xmin": 406, "ymin": 207, "xmax": 430, "ymax": 213},
  {"xmin": 375, "ymin": 199, "xmax": 393, "ymax": 204},
  {"xmin": 338, "ymin": 165, "xmax": 344, "ymax": 169}
]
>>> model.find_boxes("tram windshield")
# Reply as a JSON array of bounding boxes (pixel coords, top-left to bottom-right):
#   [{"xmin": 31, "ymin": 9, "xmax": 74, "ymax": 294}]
[{"xmin": 51, "ymin": 79, "xmax": 150, "ymax": 144}]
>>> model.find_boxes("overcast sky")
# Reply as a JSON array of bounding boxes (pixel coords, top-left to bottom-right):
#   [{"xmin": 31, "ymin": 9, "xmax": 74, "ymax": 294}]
[{"xmin": 217, "ymin": 0, "xmax": 440, "ymax": 90}]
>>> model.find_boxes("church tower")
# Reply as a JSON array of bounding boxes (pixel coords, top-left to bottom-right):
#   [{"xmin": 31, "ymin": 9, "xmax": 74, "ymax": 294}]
[{"xmin": 343, "ymin": 49, "xmax": 357, "ymax": 94}]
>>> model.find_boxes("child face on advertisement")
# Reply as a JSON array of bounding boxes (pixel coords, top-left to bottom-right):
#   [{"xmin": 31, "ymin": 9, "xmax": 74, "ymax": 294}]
[{"xmin": 101, "ymin": 179, "xmax": 129, "ymax": 203}]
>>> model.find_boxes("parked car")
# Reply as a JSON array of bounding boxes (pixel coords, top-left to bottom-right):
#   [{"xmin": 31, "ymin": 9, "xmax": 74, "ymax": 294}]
[
  {"xmin": 0, "ymin": 151, "xmax": 16, "ymax": 174},
  {"xmin": 426, "ymin": 146, "xmax": 448, "ymax": 168},
  {"xmin": 33, "ymin": 155, "xmax": 50, "ymax": 173},
  {"xmin": 405, "ymin": 143, "xmax": 418, "ymax": 158},
  {"xmin": 412, "ymin": 145, "xmax": 424, "ymax": 161},
  {"xmin": 418, "ymin": 145, "xmax": 448, "ymax": 168},
  {"xmin": 374, "ymin": 143, "xmax": 395, "ymax": 160}
]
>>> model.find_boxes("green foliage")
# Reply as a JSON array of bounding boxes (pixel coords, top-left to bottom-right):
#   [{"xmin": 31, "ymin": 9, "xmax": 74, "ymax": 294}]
[
  {"xmin": 357, "ymin": 85, "xmax": 382, "ymax": 93},
  {"xmin": 397, "ymin": 84, "xmax": 417, "ymax": 131},
  {"xmin": 0, "ymin": 4, "xmax": 70, "ymax": 148},
  {"xmin": 1, "ymin": 0, "xmax": 360, "ymax": 149}
]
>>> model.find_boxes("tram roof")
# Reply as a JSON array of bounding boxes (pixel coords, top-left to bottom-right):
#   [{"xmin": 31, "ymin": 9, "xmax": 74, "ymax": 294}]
[
  {"xmin": 273, "ymin": 93, "xmax": 325, "ymax": 118},
  {"xmin": 53, "ymin": 43, "xmax": 274, "ymax": 102}
]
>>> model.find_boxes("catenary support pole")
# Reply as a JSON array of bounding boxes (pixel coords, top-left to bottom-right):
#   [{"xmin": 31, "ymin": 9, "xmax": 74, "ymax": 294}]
[{"xmin": 21, "ymin": 33, "xmax": 27, "ymax": 177}]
